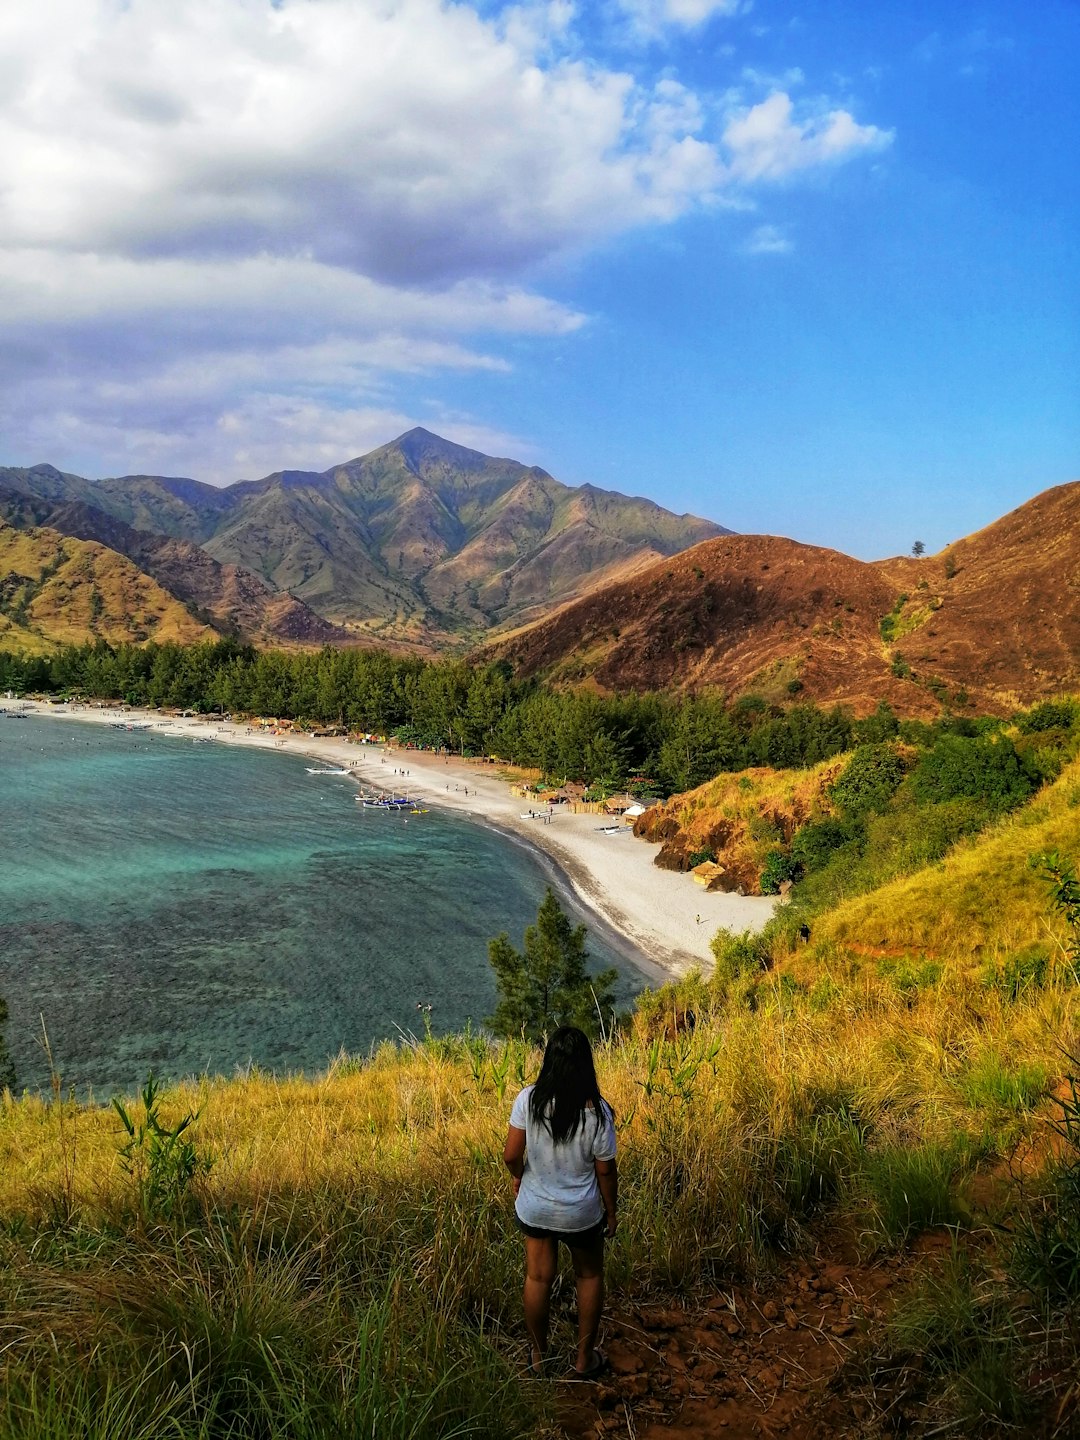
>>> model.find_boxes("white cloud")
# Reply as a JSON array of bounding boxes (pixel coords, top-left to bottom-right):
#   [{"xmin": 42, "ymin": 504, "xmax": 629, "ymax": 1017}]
[
  {"xmin": 615, "ymin": 0, "xmax": 745, "ymax": 39},
  {"xmin": 0, "ymin": 0, "xmax": 723, "ymax": 279},
  {"xmin": 722, "ymin": 91, "xmax": 893, "ymax": 182},
  {"xmin": 743, "ymin": 222, "xmax": 791, "ymax": 254},
  {"xmin": 0, "ymin": 0, "xmax": 892, "ymax": 480}
]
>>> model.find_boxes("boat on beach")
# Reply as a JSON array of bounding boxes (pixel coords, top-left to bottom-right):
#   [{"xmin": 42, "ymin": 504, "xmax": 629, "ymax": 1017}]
[{"xmin": 306, "ymin": 767, "xmax": 351, "ymax": 775}]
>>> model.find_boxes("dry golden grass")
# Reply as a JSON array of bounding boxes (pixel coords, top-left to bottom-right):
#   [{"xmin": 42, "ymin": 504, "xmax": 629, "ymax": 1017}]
[
  {"xmin": 0, "ymin": 523, "xmax": 214, "ymax": 653},
  {"xmin": 817, "ymin": 758, "xmax": 1080, "ymax": 962}
]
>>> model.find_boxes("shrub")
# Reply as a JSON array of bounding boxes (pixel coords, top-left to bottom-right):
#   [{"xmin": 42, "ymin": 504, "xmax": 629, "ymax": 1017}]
[
  {"xmin": 863, "ymin": 797, "xmax": 992, "ymax": 871},
  {"xmin": 687, "ymin": 846, "xmax": 717, "ymax": 868},
  {"xmin": 828, "ymin": 743, "xmax": 907, "ymax": 819},
  {"xmin": 759, "ymin": 848, "xmax": 798, "ymax": 894},
  {"xmin": 1017, "ymin": 699, "xmax": 1079, "ymax": 734},
  {"xmin": 909, "ymin": 734, "xmax": 1039, "ymax": 813},
  {"xmin": 791, "ymin": 817, "xmax": 862, "ymax": 872},
  {"xmin": 710, "ymin": 928, "xmax": 770, "ymax": 986}
]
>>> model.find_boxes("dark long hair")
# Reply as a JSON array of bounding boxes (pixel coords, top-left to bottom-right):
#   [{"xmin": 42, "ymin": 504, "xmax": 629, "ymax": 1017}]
[{"xmin": 529, "ymin": 1026, "xmax": 611, "ymax": 1144}]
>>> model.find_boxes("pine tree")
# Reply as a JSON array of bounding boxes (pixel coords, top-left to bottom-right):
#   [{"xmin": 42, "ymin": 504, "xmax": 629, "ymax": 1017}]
[
  {"xmin": 0, "ymin": 993, "xmax": 15, "ymax": 1092},
  {"xmin": 487, "ymin": 889, "xmax": 618, "ymax": 1041}
]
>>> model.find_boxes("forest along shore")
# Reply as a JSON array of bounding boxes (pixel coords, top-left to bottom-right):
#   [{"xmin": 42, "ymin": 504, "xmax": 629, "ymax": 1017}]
[{"xmin": 21, "ymin": 702, "xmax": 775, "ymax": 976}]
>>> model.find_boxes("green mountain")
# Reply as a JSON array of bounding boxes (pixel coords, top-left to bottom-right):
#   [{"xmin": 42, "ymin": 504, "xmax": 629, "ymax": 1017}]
[{"xmin": 0, "ymin": 430, "xmax": 728, "ymax": 646}]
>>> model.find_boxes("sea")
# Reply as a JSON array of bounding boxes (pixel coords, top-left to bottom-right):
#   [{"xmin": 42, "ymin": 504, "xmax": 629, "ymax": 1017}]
[{"xmin": 0, "ymin": 715, "xmax": 643, "ymax": 1096}]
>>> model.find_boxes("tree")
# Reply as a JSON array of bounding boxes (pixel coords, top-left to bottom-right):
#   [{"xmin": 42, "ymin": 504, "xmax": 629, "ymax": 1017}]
[
  {"xmin": 0, "ymin": 992, "xmax": 15, "ymax": 1093},
  {"xmin": 911, "ymin": 540, "xmax": 926, "ymax": 557},
  {"xmin": 487, "ymin": 889, "xmax": 618, "ymax": 1041}
]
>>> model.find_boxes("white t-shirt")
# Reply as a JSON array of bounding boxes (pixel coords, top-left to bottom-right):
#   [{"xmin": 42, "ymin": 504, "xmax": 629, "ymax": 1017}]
[{"xmin": 510, "ymin": 1083, "xmax": 616, "ymax": 1233}]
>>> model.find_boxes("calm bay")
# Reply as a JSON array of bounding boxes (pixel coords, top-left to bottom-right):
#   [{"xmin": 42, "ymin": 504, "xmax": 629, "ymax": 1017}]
[{"xmin": 0, "ymin": 716, "xmax": 638, "ymax": 1095}]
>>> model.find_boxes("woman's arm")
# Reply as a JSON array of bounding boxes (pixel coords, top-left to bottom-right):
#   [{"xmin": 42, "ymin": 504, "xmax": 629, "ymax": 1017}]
[
  {"xmin": 503, "ymin": 1124, "xmax": 526, "ymax": 1195},
  {"xmin": 595, "ymin": 1157, "xmax": 618, "ymax": 1236}
]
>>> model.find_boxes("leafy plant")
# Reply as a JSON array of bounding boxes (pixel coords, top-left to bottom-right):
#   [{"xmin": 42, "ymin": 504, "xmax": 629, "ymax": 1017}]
[
  {"xmin": 113, "ymin": 1073, "xmax": 213, "ymax": 1221},
  {"xmin": 1011, "ymin": 1054, "xmax": 1080, "ymax": 1303},
  {"xmin": 759, "ymin": 848, "xmax": 798, "ymax": 894},
  {"xmin": 828, "ymin": 743, "xmax": 906, "ymax": 819}
]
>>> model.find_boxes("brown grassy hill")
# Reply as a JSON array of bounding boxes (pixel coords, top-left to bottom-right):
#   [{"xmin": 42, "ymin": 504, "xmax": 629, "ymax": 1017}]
[
  {"xmin": 488, "ymin": 482, "xmax": 1080, "ymax": 715},
  {"xmin": 0, "ymin": 488, "xmax": 345, "ymax": 648},
  {"xmin": 0, "ymin": 522, "xmax": 214, "ymax": 653},
  {"xmin": 866, "ymin": 481, "xmax": 1080, "ymax": 711},
  {"xmin": 487, "ymin": 532, "xmax": 941, "ymax": 714}
]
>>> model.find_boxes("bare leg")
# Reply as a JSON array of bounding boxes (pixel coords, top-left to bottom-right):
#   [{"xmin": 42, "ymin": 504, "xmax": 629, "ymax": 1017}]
[
  {"xmin": 569, "ymin": 1237, "xmax": 605, "ymax": 1372},
  {"xmin": 522, "ymin": 1235, "xmax": 557, "ymax": 1367}
]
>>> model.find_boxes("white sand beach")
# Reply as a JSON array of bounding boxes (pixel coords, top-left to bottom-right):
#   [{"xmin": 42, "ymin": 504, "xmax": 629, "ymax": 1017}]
[{"xmin": 19, "ymin": 700, "xmax": 776, "ymax": 979}]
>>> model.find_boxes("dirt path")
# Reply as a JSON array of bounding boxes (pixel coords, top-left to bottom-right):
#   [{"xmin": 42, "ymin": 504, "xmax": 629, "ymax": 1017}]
[{"xmin": 549, "ymin": 1245, "xmax": 908, "ymax": 1439}]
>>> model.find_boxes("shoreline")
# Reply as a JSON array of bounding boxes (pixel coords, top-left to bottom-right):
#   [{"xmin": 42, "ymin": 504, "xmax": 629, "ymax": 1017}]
[{"xmin": 16, "ymin": 701, "xmax": 776, "ymax": 980}]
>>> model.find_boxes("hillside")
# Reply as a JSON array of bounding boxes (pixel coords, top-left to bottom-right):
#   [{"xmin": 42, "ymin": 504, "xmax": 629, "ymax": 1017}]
[
  {"xmin": 488, "ymin": 482, "xmax": 1080, "ymax": 715},
  {"xmin": 0, "ymin": 487, "xmax": 345, "ymax": 648},
  {"xmin": 0, "ymin": 522, "xmax": 215, "ymax": 652},
  {"xmin": 0, "ymin": 430, "xmax": 727, "ymax": 646}
]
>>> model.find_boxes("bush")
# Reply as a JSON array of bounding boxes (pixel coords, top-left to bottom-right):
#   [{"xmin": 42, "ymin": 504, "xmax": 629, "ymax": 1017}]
[
  {"xmin": 864, "ymin": 798, "xmax": 992, "ymax": 870},
  {"xmin": 828, "ymin": 743, "xmax": 907, "ymax": 819},
  {"xmin": 687, "ymin": 846, "xmax": 717, "ymax": 868},
  {"xmin": 759, "ymin": 848, "xmax": 798, "ymax": 894},
  {"xmin": 908, "ymin": 735, "xmax": 1039, "ymax": 813},
  {"xmin": 791, "ymin": 817, "xmax": 862, "ymax": 872},
  {"xmin": 1017, "ymin": 699, "xmax": 1079, "ymax": 733},
  {"xmin": 710, "ymin": 929, "xmax": 770, "ymax": 986}
]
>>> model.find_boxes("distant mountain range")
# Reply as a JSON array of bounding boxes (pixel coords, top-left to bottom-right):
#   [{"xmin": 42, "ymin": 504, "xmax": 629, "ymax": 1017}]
[
  {"xmin": 0, "ymin": 429, "xmax": 727, "ymax": 649},
  {"xmin": 2, "ymin": 429, "xmax": 1077, "ymax": 718},
  {"xmin": 486, "ymin": 482, "xmax": 1080, "ymax": 716}
]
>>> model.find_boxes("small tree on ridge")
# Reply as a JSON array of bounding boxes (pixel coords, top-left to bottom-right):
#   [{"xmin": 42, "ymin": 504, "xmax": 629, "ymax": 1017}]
[{"xmin": 487, "ymin": 888, "xmax": 618, "ymax": 1042}]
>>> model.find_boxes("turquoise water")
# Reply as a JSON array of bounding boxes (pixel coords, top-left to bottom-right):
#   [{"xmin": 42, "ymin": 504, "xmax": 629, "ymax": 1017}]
[{"xmin": 0, "ymin": 716, "xmax": 640, "ymax": 1095}]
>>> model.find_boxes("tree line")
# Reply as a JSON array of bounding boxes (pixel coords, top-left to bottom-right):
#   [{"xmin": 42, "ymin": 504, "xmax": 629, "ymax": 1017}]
[{"xmin": 0, "ymin": 638, "xmax": 1004, "ymax": 798}]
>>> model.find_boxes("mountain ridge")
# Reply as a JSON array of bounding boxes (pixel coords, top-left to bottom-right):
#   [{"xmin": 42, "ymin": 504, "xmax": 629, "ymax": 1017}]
[{"xmin": 0, "ymin": 429, "xmax": 729, "ymax": 645}]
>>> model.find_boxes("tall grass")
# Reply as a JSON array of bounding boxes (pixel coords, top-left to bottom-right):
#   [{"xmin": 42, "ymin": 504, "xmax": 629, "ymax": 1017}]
[{"xmin": 2, "ymin": 970, "xmax": 1077, "ymax": 1434}]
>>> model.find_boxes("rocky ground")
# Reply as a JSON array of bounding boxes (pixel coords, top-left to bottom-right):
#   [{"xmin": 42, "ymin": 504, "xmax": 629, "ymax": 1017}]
[
  {"xmin": 549, "ymin": 1241, "xmax": 902, "ymax": 1439},
  {"xmin": 542, "ymin": 1223, "xmax": 1080, "ymax": 1440}
]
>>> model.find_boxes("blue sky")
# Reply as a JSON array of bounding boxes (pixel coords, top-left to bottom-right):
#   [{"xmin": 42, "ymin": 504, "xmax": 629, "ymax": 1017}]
[{"xmin": 0, "ymin": 0, "xmax": 1075, "ymax": 558}]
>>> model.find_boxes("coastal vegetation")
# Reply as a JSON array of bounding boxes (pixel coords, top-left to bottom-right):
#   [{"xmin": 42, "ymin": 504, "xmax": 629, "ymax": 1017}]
[{"xmin": 0, "ymin": 638, "xmax": 1026, "ymax": 805}]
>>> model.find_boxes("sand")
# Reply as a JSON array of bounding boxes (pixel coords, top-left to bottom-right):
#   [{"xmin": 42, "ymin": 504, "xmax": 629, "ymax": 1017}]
[{"xmin": 18, "ymin": 700, "xmax": 776, "ymax": 979}]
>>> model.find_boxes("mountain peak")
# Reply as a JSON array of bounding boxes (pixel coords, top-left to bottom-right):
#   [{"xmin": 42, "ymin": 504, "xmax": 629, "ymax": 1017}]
[{"xmin": 391, "ymin": 427, "xmax": 495, "ymax": 471}]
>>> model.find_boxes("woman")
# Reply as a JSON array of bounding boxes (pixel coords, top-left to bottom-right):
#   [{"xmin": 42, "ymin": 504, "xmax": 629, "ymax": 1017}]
[{"xmin": 503, "ymin": 1026, "xmax": 618, "ymax": 1379}]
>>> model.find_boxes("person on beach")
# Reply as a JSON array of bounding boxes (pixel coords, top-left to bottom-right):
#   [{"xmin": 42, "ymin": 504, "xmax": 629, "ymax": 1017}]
[{"xmin": 503, "ymin": 1026, "xmax": 618, "ymax": 1379}]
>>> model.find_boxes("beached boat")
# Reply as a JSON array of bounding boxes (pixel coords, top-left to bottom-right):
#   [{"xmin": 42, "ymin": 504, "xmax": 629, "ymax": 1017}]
[{"xmin": 306, "ymin": 767, "xmax": 350, "ymax": 775}]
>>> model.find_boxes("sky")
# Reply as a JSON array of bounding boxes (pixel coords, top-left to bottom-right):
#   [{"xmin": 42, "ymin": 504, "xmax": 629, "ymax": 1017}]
[{"xmin": 0, "ymin": 0, "xmax": 1076, "ymax": 559}]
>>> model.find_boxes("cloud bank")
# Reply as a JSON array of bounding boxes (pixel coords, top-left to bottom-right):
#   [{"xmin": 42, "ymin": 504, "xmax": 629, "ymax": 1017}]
[{"xmin": 0, "ymin": 0, "xmax": 892, "ymax": 480}]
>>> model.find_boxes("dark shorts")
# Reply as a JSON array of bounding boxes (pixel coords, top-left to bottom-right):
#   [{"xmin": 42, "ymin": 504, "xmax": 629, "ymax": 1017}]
[{"xmin": 515, "ymin": 1214, "xmax": 606, "ymax": 1248}]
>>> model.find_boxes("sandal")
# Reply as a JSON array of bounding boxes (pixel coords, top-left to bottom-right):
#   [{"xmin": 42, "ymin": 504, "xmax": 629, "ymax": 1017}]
[{"xmin": 569, "ymin": 1348, "xmax": 609, "ymax": 1380}]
